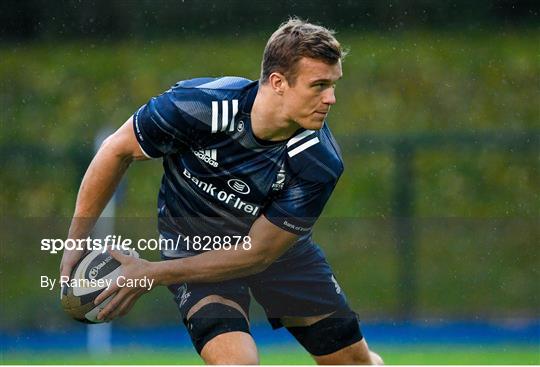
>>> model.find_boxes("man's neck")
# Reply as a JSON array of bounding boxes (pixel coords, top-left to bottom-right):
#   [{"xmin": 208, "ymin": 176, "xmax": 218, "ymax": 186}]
[{"xmin": 250, "ymin": 86, "xmax": 300, "ymax": 142}]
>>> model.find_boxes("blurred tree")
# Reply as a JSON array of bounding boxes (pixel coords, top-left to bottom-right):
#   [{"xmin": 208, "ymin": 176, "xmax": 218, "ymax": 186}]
[{"xmin": 1, "ymin": 0, "xmax": 538, "ymax": 40}]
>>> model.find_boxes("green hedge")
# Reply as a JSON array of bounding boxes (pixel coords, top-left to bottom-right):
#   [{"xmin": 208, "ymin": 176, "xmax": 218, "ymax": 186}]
[{"xmin": 0, "ymin": 31, "xmax": 538, "ymax": 327}]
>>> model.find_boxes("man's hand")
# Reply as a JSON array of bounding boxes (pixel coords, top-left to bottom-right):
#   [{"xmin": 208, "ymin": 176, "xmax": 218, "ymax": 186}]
[
  {"xmin": 94, "ymin": 249, "xmax": 159, "ymax": 321},
  {"xmin": 59, "ymin": 248, "xmax": 87, "ymax": 280}
]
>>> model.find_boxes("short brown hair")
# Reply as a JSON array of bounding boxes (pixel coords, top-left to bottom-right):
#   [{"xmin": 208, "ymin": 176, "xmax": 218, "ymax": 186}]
[{"xmin": 260, "ymin": 18, "xmax": 346, "ymax": 85}]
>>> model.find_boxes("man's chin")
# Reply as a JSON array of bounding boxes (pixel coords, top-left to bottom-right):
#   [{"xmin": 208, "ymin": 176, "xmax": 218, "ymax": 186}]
[
  {"xmin": 306, "ymin": 119, "xmax": 325, "ymax": 130},
  {"xmin": 294, "ymin": 118, "xmax": 324, "ymax": 130}
]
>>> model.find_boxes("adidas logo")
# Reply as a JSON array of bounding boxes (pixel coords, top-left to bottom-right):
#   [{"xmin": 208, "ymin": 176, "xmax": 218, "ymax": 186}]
[{"xmin": 193, "ymin": 149, "xmax": 218, "ymax": 167}]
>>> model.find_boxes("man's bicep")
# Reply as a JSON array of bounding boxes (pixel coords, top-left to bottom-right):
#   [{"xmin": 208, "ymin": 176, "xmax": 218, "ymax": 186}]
[
  {"xmin": 133, "ymin": 88, "xmax": 204, "ymax": 158},
  {"xmin": 104, "ymin": 116, "xmax": 149, "ymax": 161},
  {"xmin": 249, "ymin": 215, "xmax": 299, "ymax": 262}
]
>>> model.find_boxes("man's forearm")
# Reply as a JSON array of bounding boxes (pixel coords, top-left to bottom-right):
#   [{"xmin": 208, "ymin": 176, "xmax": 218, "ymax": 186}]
[
  {"xmin": 152, "ymin": 246, "xmax": 270, "ymax": 285},
  {"xmin": 68, "ymin": 137, "xmax": 133, "ymax": 239},
  {"xmin": 151, "ymin": 216, "xmax": 298, "ymax": 285}
]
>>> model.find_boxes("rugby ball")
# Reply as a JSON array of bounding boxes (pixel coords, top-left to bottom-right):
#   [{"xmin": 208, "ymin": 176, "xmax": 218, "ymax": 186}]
[{"xmin": 61, "ymin": 248, "xmax": 139, "ymax": 323}]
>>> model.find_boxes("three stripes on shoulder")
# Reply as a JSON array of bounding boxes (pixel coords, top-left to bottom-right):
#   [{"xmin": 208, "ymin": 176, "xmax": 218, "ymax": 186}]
[
  {"xmin": 210, "ymin": 99, "xmax": 320, "ymax": 157},
  {"xmin": 211, "ymin": 99, "xmax": 238, "ymax": 133}
]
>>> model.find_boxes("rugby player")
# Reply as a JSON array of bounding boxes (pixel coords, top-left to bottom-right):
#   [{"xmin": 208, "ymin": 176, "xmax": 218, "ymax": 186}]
[{"xmin": 60, "ymin": 18, "xmax": 383, "ymax": 365}]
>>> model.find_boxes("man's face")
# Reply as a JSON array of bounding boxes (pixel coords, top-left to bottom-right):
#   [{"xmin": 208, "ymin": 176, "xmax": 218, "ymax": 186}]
[{"xmin": 282, "ymin": 57, "xmax": 342, "ymax": 130}]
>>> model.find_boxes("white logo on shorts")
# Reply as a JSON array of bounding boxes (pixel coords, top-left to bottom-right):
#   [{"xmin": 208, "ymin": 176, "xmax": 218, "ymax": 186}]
[{"xmin": 178, "ymin": 284, "xmax": 191, "ymax": 307}]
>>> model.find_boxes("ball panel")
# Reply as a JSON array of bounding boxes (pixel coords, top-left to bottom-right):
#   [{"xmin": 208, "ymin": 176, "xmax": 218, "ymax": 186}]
[
  {"xmin": 61, "ymin": 290, "xmax": 97, "ymax": 321},
  {"xmin": 72, "ymin": 266, "xmax": 122, "ymax": 297},
  {"xmin": 85, "ymin": 253, "xmax": 120, "ymax": 280},
  {"xmin": 84, "ymin": 295, "xmax": 114, "ymax": 323}
]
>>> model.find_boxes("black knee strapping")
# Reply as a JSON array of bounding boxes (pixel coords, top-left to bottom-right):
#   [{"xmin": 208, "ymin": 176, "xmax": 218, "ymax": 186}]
[
  {"xmin": 185, "ymin": 303, "xmax": 250, "ymax": 354},
  {"xmin": 286, "ymin": 307, "xmax": 364, "ymax": 356}
]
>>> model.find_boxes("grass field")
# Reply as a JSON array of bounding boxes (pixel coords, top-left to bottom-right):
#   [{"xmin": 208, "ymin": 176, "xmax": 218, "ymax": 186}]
[{"xmin": 2, "ymin": 345, "xmax": 539, "ymax": 364}]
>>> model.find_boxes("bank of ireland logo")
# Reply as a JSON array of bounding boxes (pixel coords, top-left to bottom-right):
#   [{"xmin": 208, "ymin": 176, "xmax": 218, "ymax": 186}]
[{"xmin": 227, "ymin": 178, "xmax": 250, "ymax": 195}]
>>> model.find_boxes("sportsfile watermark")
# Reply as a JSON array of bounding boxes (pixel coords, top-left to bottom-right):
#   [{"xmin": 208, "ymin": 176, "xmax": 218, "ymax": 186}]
[
  {"xmin": 40, "ymin": 275, "xmax": 155, "ymax": 291},
  {"xmin": 1, "ymin": 216, "xmax": 534, "ymax": 320},
  {"xmin": 40, "ymin": 234, "xmax": 253, "ymax": 254}
]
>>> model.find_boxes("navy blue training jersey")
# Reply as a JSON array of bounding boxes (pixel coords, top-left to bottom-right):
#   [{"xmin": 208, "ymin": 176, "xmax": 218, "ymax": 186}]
[{"xmin": 133, "ymin": 77, "xmax": 344, "ymax": 258}]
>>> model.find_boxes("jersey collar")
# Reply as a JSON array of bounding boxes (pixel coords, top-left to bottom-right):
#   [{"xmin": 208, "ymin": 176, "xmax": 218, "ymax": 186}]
[{"xmin": 242, "ymin": 80, "xmax": 259, "ymax": 114}]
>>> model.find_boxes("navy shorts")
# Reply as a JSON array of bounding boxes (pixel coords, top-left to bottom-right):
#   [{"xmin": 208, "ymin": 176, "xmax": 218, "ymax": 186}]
[{"xmin": 166, "ymin": 244, "xmax": 349, "ymax": 329}]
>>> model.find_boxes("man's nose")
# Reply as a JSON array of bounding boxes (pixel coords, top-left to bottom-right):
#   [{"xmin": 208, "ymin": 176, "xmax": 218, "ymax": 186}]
[{"xmin": 322, "ymin": 88, "xmax": 336, "ymax": 105}]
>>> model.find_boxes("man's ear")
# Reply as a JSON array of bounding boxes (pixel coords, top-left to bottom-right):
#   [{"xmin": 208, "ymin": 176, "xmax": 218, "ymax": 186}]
[{"xmin": 268, "ymin": 72, "xmax": 287, "ymax": 95}]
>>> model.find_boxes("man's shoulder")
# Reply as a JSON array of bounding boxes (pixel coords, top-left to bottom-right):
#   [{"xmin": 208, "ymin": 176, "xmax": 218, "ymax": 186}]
[
  {"xmin": 286, "ymin": 124, "xmax": 344, "ymax": 183},
  {"xmin": 174, "ymin": 76, "xmax": 254, "ymax": 92},
  {"xmin": 162, "ymin": 76, "xmax": 256, "ymax": 134},
  {"xmin": 167, "ymin": 76, "xmax": 254, "ymax": 112}
]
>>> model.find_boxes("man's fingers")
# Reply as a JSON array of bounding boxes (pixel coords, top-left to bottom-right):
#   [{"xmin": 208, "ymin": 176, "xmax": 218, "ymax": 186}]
[
  {"xmin": 94, "ymin": 281, "xmax": 120, "ymax": 305},
  {"xmin": 60, "ymin": 266, "xmax": 72, "ymax": 279},
  {"xmin": 60, "ymin": 261, "xmax": 77, "ymax": 279},
  {"xmin": 97, "ymin": 288, "xmax": 128, "ymax": 321},
  {"xmin": 108, "ymin": 249, "xmax": 130, "ymax": 263},
  {"xmin": 59, "ymin": 249, "xmax": 86, "ymax": 279}
]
